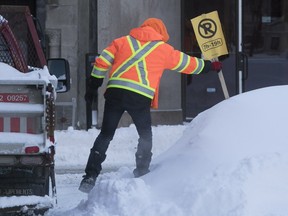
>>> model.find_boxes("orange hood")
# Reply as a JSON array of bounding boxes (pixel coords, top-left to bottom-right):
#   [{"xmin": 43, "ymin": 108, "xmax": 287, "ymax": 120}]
[{"xmin": 130, "ymin": 18, "xmax": 170, "ymax": 42}]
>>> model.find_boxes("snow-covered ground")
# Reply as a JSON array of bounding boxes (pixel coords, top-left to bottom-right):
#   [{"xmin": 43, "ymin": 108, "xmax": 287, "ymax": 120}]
[
  {"xmin": 46, "ymin": 124, "xmax": 186, "ymax": 215},
  {"xmin": 43, "ymin": 85, "xmax": 288, "ymax": 216}
]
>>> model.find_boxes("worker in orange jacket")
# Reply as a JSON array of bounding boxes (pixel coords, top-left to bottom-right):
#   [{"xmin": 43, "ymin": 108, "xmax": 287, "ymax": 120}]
[{"xmin": 79, "ymin": 18, "xmax": 222, "ymax": 193}]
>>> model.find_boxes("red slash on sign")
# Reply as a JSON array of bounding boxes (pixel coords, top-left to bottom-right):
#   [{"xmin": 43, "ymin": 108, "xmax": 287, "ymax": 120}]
[{"xmin": 0, "ymin": 93, "xmax": 29, "ymax": 103}]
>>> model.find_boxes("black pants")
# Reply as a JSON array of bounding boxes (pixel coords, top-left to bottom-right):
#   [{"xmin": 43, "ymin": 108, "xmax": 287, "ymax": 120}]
[{"xmin": 85, "ymin": 88, "xmax": 153, "ymax": 177}]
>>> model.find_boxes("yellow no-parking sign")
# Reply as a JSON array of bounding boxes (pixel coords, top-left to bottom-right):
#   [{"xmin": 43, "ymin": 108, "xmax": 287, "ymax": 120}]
[
  {"xmin": 191, "ymin": 11, "xmax": 230, "ymax": 99},
  {"xmin": 191, "ymin": 11, "xmax": 228, "ymax": 60}
]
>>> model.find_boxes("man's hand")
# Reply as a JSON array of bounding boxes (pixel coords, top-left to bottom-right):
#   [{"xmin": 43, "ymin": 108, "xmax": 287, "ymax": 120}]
[
  {"xmin": 202, "ymin": 60, "xmax": 222, "ymax": 74},
  {"xmin": 211, "ymin": 61, "xmax": 222, "ymax": 72},
  {"xmin": 85, "ymin": 76, "xmax": 104, "ymax": 104}
]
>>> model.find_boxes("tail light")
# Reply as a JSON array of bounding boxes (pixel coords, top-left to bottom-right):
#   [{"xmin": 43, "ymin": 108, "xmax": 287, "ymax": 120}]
[{"xmin": 25, "ymin": 146, "xmax": 40, "ymax": 154}]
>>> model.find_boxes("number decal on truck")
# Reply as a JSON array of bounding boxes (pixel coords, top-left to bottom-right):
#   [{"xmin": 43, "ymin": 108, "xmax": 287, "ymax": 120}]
[{"xmin": 0, "ymin": 93, "xmax": 29, "ymax": 103}]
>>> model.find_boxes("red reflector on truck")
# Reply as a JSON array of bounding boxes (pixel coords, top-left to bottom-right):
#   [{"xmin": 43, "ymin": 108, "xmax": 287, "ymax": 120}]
[
  {"xmin": 25, "ymin": 146, "xmax": 40, "ymax": 153},
  {"xmin": 0, "ymin": 117, "xmax": 39, "ymax": 134}
]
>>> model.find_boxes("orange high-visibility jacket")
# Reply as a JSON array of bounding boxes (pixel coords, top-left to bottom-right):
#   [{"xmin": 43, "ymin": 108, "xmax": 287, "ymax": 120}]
[{"xmin": 91, "ymin": 20, "xmax": 207, "ymax": 108}]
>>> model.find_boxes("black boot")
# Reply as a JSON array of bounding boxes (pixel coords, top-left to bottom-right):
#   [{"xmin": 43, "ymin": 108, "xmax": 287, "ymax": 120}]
[
  {"xmin": 79, "ymin": 150, "xmax": 106, "ymax": 193},
  {"xmin": 133, "ymin": 152, "xmax": 152, "ymax": 177},
  {"xmin": 79, "ymin": 175, "xmax": 97, "ymax": 193}
]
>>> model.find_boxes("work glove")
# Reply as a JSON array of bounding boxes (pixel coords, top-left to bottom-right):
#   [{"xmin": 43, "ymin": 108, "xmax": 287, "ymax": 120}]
[
  {"xmin": 202, "ymin": 60, "xmax": 222, "ymax": 74},
  {"xmin": 85, "ymin": 76, "xmax": 104, "ymax": 104},
  {"xmin": 210, "ymin": 61, "xmax": 222, "ymax": 72}
]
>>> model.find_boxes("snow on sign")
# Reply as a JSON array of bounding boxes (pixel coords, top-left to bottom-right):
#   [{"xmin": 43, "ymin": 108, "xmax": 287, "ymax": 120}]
[{"xmin": 191, "ymin": 11, "xmax": 228, "ymax": 60}]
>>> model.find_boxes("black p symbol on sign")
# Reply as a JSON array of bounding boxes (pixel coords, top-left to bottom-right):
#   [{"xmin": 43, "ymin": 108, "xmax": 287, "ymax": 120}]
[{"xmin": 198, "ymin": 18, "xmax": 217, "ymax": 39}]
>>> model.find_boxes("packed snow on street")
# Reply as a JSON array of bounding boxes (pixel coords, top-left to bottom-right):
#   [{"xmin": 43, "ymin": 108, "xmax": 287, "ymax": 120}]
[{"xmin": 2, "ymin": 85, "xmax": 288, "ymax": 216}]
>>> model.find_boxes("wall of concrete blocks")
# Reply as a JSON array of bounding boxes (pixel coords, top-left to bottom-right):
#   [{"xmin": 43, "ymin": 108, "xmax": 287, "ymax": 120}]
[
  {"xmin": 45, "ymin": 0, "xmax": 183, "ymax": 129},
  {"xmin": 45, "ymin": 0, "xmax": 90, "ymax": 129}
]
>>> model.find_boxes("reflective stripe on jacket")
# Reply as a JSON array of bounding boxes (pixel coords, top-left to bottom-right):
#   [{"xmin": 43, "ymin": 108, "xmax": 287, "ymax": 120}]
[{"xmin": 91, "ymin": 26, "xmax": 206, "ymax": 108}]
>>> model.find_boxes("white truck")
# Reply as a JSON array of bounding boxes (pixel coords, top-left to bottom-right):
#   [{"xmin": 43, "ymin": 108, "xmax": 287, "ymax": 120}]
[{"xmin": 0, "ymin": 5, "xmax": 70, "ymax": 215}]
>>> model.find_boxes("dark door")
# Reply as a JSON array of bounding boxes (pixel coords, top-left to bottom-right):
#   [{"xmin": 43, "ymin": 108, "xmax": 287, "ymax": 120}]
[
  {"xmin": 182, "ymin": 0, "xmax": 237, "ymax": 119},
  {"xmin": 182, "ymin": 0, "xmax": 288, "ymax": 119}
]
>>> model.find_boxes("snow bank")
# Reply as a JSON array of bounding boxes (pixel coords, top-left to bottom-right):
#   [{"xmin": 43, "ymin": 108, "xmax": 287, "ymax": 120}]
[{"xmin": 48, "ymin": 85, "xmax": 288, "ymax": 216}]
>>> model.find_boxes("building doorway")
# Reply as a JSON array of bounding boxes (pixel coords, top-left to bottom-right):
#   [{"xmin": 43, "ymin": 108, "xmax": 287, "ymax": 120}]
[
  {"xmin": 182, "ymin": 0, "xmax": 288, "ymax": 119},
  {"xmin": 182, "ymin": 0, "xmax": 237, "ymax": 119}
]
